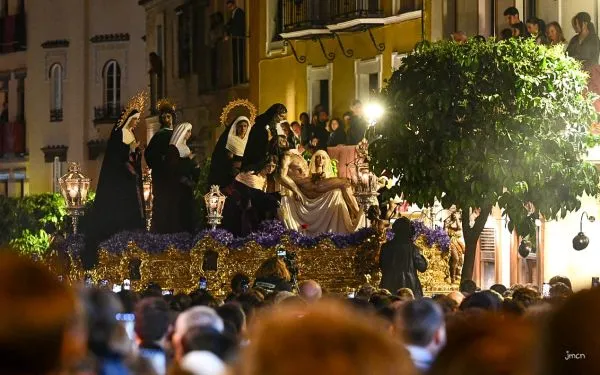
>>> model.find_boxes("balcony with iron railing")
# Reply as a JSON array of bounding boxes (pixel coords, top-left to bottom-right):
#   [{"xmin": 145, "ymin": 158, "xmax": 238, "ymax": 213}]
[
  {"xmin": 94, "ymin": 103, "xmax": 122, "ymax": 124},
  {"xmin": 281, "ymin": 0, "xmax": 385, "ymax": 33},
  {"xmin": 281, "ymin": 0, "xmax": 422, "ymax": 34}
]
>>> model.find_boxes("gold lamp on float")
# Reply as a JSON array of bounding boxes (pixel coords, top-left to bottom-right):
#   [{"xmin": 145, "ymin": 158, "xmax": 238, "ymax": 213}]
[
  {"xmin": 142, "ymin": 167, "xmax": 153, "ymax": 231},
  {"xmin": 58, "ymin": 162, "xmax": 90, "ymax": 234},
  {"xmin": 204, "ymin": 185, "xmax": 227, "ymax": 230}
]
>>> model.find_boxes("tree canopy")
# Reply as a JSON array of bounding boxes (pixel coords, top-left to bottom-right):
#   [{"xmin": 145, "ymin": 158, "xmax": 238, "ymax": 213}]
[{"xmin": 371, "ymin": 38, "xmax": 600, "ymax": 279}]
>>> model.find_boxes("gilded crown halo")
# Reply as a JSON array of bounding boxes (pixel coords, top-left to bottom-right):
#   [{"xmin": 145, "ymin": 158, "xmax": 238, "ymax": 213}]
[
  {"xmin": 156, "ymin": 98, "xmax": 176, "ymax": 113},
  {"xmin": 118, "ymin": 90, "xmax": 149, "ymax": 128}
]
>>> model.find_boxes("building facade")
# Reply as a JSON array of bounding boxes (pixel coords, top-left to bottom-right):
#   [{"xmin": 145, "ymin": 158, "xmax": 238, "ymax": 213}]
[
  {"xmin": 138, "ymin": 0, "xmax": 250, "ymax": 158},
  {"xmin": 0, "ymin": 0, "xmax": 27, "ymax": 197},
  {"xmin": 26, "ymin": 0, "xmax": 147, "ymax": 193}
]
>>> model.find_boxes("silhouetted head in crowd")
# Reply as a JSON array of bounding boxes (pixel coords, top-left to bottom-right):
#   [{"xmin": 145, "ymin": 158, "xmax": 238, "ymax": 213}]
[
  {"xmin": 117, "ymin": 289, "xmax": 140, "ymax": 313},
  {"xmin": 233, "ymin": 290, "xmax": 264, "ymax": 324},
  {"xmin": 134, "ymin": 297, "xmax": 170, "ymax": 346},
  {"xmin": 511, "ymin": 287, "xmax": 540, "ymax": 310},
  {"xmin": 432, "ymin": 294, "xmax": 459, "ymax": 315},
  {"xmin": 236, "ymin": 301, "xmax": 413, "ymax": 375},
  {"xmin": 490, "ymin": 284, "xmax": 507, "ymax": 296},
  {"xmin": 172, "ymin": 306, "xmax": 224, "ymax": 362},
  {"xmin": 396, "ymin": 287, "xmax": 415, "ymax": 301},
  {"xmin": 355, "ymin": 283, "xmax": 376, "ymax": 301},
  {"xmin": 0, "ymin": 253, "xmax": 84, "ymax": 375},
  {"xmin": 216, "ymin": 303, "xmax": 246, "ymax": 339},
  {"xmin": 401, "ymin": 299, "xmax": 447, "ymax": 364},
  {"xmin": 230, "ymin": 273, "xmax": 251, "ymax": 295},
  {"xmin": 181, "ymin": 327, "xmax": 237, "ymax": 361},
  {"xmin": 537, "ymin": 287, "xmax": 600, "ymax": 375},
  {"xmin": 430, "ymin": 314, "xmax": 535, "ymax": 375},
  {"xmin": 447, "ymin": 291, "xmax": 464, "ymax": 306},
  {"xmin": 298, "ymin": 280, "xmax": 323, "ymax": 303},
  {"xmin": 549, "ymin": 282, "xmax": 572, "ymax": 301},
  {"xmin": 459, "ymin": 279, "xmax": 478, "ymax": 296},
  {"xmin": 460, "ymin": 291, "xmax": 502, "ymax": 312},
  {"xmin": 190, "ymin": 289, "xmax": 219, "ymax": 308},
  {"xmin": 548, "ymin": 275, "xmax": 572, "ymax": 290}
]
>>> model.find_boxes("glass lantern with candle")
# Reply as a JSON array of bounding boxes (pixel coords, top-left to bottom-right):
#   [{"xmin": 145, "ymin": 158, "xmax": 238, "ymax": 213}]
[
  {"xmin": 58, "ymin": 162, "xmax": 91, "ymax": 234},
  {"xmin": 142, "ymin": 168, "xmax": 153, "ymax": 231},
  {"xmin": 204, "ymin": 185, "xmax": 226, "ymax": 230}
]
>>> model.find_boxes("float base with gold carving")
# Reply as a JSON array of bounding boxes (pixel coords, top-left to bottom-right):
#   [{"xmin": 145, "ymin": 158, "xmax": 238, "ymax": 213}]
[{"xmin": 44, "ymin": 223, "xmax": 457, "ymax": 297}]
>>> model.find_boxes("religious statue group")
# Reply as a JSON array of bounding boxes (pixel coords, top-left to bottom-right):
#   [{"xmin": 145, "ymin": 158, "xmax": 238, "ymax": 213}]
[
  {"xmin": 209, "ymin": 103, "xmax": 364, "ymax": 237},
  {"xmin": 81, "ymin": 93, "xmax": 365, "ymax": 269}
]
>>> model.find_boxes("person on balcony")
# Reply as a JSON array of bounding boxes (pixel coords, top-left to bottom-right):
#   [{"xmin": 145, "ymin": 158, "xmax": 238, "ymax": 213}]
[
  {"xmin": 84, "ymin": 92, "xmax": 148, "ymax": 269},
  {"xmin": 347, "ymin": 100, "xmax": 368, "ymax": 145},
  {"xmin": 145, "ymin": 99, "xmax": 177, "ymax": 234},
  {"xmin": 567, "ymin": 12, "xmax": 600, "ymax": 69},
  {"xmin": 226, "ymin": 0, "xmax": 246, "ymax": 85}
]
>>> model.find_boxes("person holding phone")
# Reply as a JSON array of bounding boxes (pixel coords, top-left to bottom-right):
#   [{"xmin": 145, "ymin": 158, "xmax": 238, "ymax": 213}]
[{"xmin": 253, "ymin": 257, "xmax": 293, "ymax": 294}]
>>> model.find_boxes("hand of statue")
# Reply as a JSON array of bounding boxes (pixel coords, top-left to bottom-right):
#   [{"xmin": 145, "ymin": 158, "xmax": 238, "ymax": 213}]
[{"xmin": 293, "ymin": 191, "xmax": 305, "ymax": 204}]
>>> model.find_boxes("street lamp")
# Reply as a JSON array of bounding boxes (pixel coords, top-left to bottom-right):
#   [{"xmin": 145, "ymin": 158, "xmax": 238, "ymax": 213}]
[
  {"xmin": 364, "ymin": 102, "xmax": 384, "ymax": 126},
  {"xmin": 354, "ymin": 163, "xmax": 379, "ymax": 226},
  {"xmin": 58, "ymin": 162, "xmax": 90, "ymax": 234},
  {"xmin": 573, "ymin": 211, "xmax": 595, "ymax": 251},
  {"xmin": 204, "ymin": 185, "xmax": 226, "ymax": 230},
  {"xmin": 142, "ymin": 168, "xmax": 153, "ymax": 231}
]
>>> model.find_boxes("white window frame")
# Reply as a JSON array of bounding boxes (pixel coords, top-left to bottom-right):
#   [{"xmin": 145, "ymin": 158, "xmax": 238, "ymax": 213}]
[
  {"xmin": 103, "ymin": 60, "xmax": 120, "ymax": 107},
  {"xmin": 391, "ymin": 52, "xmax": 407, "ymax": 72},
  {"xmin": 354, "ymin": 55, "xmax": 383, "ymax": 104},
  {"xmin": 307, "ymin": 63, "xmax": 333, "ymax": 115},
  {"xmin": 49, "ymin": 63, "xmax": 63, "ymax": 111},
  {"xmin": 266, "ymin": 0, "xmax": 286, "ymax": 55}
]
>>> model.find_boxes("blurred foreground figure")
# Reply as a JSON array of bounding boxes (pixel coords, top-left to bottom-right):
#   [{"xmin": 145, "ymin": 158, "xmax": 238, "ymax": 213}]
[
  {"xmin": 0, "ymin": 253, "xmax": 85, "ymax": 375},
  {"xmin": 537, "ymin": 287, "xmax": 600, "ymax": 375},
  {"xmin": 235, "ymin": 301, "xmax": 415, "ymax": 375},
  {"xmin": 428, "ymin": 314, "xmax": 535, "ymax": 375}
]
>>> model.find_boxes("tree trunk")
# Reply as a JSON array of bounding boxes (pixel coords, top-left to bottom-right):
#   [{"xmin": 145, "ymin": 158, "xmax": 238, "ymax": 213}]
[{"xmin": 460, "ymin": 205, "xmax": 492, "ymax": 282}]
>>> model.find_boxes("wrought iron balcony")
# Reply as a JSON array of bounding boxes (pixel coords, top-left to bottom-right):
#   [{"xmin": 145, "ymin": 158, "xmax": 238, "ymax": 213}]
[
  {"xmin": 331, "ymin": 0, "xmax": 383, "ymax": 21},
  {"xmin": 50, "ymin": 109, "xmax": 63, "ymax": 122},
  {"xmin": 281, "ymin": 0, "xmax": 383, "ymax": 34},
  {"xmin": 94, "ymin": 104, "xmax": 122, "ymax": 124}
]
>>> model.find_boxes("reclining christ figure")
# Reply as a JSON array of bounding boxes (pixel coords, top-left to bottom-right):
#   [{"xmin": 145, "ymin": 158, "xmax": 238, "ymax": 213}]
[{"xmin": 275, "ymin": 136, "xmax": 364, "ymax": 234}]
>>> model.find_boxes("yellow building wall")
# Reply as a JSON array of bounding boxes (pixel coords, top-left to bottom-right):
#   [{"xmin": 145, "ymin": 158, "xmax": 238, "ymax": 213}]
[{"xmin": 250, "ymin": 0, "xmax": 428, "ymax": 120}]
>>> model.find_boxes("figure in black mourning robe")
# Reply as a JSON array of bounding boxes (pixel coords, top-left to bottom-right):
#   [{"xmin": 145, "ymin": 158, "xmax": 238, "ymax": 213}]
[
  {"xmin": 162, "ymin": 123, "xmax": 200, "ymax": 233},
  {"xmin": 222, "ymin": 153, "xmax": 280, "ymax": 236},
  {"xmin": 208, "ymin": 116, "xmax": 251, "ymax": 189},
  {"xmin": 145, "ymin": 99, "xmax": 176, "ymax": 233},
  {"xmin": 83, "ymin": 92, "xmax": 148, "ymax": 269},
  {"xmin": 379, "ymin": 217, "xmax": 428, "ymax": 297},
  {"xmin": 241, "ymin": 103, "xmax": 287, "ymax": 172}
]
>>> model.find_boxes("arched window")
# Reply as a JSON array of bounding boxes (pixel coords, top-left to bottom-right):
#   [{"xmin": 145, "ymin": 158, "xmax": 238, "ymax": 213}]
[
  {"xmin": 49, "ymin": 63, "xmax": 62, "ymax": 111},
  {"xmin": 49, "ymin": 64, "xmax": 63, "ymax": 121},
  {"xmin": 103, "ymin": 60, "xmax": 121, "ymax": 116}
]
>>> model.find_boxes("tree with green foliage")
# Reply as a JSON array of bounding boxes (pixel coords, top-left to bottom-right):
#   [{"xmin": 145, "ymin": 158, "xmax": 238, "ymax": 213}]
[
  {"xmin": 0, "ymin": 193, "xmax": 67, "ymax": 254},
  {"xmin": 371, "ymin": 38, "xmax": 600, "ymax": 281}
]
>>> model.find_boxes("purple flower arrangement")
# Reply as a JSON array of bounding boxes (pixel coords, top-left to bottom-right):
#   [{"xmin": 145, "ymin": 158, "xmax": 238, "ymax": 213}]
[
  {"xmin": 386, "ymin": 220, "xmax": 451, "ymax": 252},
  {"xmin": 58, "ymin": 219, "xmax": 449, "ymax": 256}
]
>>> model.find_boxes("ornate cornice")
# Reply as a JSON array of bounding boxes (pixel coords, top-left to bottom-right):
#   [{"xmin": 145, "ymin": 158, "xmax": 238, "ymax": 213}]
[
  {"xmin": 90, "ymin": 33, "xmax": 130, "ymax": 43},
  {"xmin": 41, "ymin": 39, "xmax": 70, "ymax": 49}
]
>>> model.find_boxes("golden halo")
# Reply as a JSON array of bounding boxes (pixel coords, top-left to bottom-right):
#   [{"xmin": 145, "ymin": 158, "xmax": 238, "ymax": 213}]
[{"xmin": 219, "ymin": 99, "xmax": 257, "ymax": 127}]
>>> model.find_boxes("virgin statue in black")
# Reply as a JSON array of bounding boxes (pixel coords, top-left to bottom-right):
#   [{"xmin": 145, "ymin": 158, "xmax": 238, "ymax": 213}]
[
  {"xmin": 145, "ymin": 99, "xmax": 176, "ymax": 233},
  {"xmin": 162, "ymin": 122, "xmax": 200, "ymax": 233},
  {"xmin": 83, "ymin": 91, "xmax": 148, "ymax": 269},
  {"xmin": 208, "ymin": 116, "xmax": 250, "ymax": 189},
  {"xmin": 241, "ymin": 103, "xmax": 287, "ymax": 172}
]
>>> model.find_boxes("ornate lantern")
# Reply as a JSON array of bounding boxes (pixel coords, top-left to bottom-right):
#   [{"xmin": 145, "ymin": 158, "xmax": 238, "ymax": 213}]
[
  {"xmin": 142, "ymin": 168, "xmax": 153, "ymax": 231},
  {"xmin": 58, "ymin": 162, "xmax": 90, "ymax": 234},
  {"xmin": 354, "ymin": 162, "xmax": 379, "ymax": 223},
  {"xmin": 204, "ymin": 185, "xmax": 227, "ymax": 230}
]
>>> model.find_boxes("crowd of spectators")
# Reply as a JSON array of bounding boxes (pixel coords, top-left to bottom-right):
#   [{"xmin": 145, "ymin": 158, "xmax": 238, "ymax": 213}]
[{"xmin": 2, "ymin": 250, "xmax": 599, "ymax": 375}]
